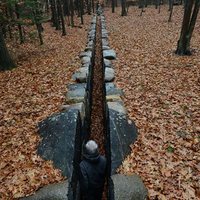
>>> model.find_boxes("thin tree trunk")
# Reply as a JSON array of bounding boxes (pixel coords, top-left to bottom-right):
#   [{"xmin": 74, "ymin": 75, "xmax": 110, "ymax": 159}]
[
  {"xmin": 176, "ymin": 0, "xmax": 195, "ymax": 55},
  {"xmin": 186, "ymin": 0, "xmax": 200, "ymax": 49},
  {"xmin": 168, "ymin": 0, "xmax": 174, "ymax": 22},
  {"xmin": 112, "ymin": 0, "xmax": 115, "ymax": 13},
  {"xmin": 15, "ymin": 3, "xmax": 24, "ymax": 44},
  {"xmin": 57, "ymin": 0, "xmax": 66, "ymax": 35},
  {"xmin": 80, "ymin": 0, "xmax": 84, "ymax": 24},
  {"xmin": 0, "ymin": 28, "xmax": 16, "ymax": 70},
  {"xmin": 121, "ymin": 0, "xmax": 127, "ymax": 16},
  {"xmin": 70, "ymin": 0, "xmax": 74, "ymax": 26}
]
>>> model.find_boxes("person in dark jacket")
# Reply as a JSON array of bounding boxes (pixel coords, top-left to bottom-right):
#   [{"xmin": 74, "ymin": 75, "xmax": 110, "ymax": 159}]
[{"xmin": 79, "ymin": 140, "xmax": 106, "ymax": 200}]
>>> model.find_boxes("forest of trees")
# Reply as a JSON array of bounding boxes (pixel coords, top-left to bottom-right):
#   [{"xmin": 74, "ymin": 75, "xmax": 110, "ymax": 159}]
[
  {"xmin": 0, "ymin": 0, "xmax": 93, "ymax": 70},
  {"xmin": 0, "ymin": 0, "xmax": 200, "ymax": 70}
]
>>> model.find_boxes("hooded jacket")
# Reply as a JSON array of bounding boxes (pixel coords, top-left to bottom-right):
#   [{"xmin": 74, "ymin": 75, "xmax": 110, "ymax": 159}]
[{"xmin": 79, "ymin": 149, "xmax": 106, "ymax": 197}]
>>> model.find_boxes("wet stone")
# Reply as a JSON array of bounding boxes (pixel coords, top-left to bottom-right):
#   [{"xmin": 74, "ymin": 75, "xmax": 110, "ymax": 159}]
[
  {"xmin": 21, "ymin": 181, "xmax": 69, "ymax": 200},
  {"xmin": 109, "ymin": 108, "xmax": 137, "ymax": 174},
  {"xmin": 103, "ymin": 49, "xmax": 116, "ymax": 60},
  {"xmin": 112, "ymin": 174, "xmax": 148, "ymax": 200},
  {"xmin": 37, "ymin": 109, "xmax": 81, "ymax": 177}
]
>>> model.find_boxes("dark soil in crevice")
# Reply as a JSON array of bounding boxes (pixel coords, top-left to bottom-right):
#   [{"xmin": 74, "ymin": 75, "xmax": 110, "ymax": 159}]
[
  {"xmin": 90, "ymin": 17, "xmax": 105, "ymax": 155},
  {"xmin": 89, "ymin": 16, "xmax": 108, "ymax": 200}
]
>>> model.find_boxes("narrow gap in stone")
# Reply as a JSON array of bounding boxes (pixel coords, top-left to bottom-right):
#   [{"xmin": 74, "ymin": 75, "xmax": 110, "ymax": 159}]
[{"xmin": 89, "ymin": 16, "xmax": 108, "ymax": 200}]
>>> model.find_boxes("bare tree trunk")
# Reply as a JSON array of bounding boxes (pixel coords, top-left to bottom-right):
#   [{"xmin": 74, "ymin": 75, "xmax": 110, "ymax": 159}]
[
  {"xmin": 112, "ymin": 0, "xmax": 115, "ymax": 13},
  {"xmin": 15, "ymin": 3, "xmax": 24, "ymax": 44},
  {"xmin": 70, "ymin": 0, "xmax": 74, "ymax": 26},
  {"xmin": 57, "ymin": 0, "xmax": 66, "ymax": 35},
  {"xmin": 121, "ymin": 0, "xmax": 127, "ymax": 16},
  {"xmin": 186, "ymin": 0, "xmax": 200, "ymax": 49},
  {"xmin": 176, "ymin": 0, "xmax": 196, "ymax": 55},
  {"xmin": 168, "ymin": 0, "xmax": 174, "ymax": 22},
  {"xmin": 0, "ymin": 28, "xmax": 16, "ymax": 71}
]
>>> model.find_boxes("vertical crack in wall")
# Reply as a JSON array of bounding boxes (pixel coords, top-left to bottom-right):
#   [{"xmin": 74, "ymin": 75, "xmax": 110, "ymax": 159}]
[
  {"xmin": 89, "ymin": 15, "xmax": 108, "ymax": 200},
  {"xmin": 89, "ymin": 16, "xmax": 105, "ymax": 155}
]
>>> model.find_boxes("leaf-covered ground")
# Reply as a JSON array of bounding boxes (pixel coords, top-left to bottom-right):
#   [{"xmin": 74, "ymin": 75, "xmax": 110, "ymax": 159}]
[
  {"xmin": 105, "ymin": 5, "xmax": 200, "ymax": 200},
  {"xmin": 1, "ymin": 5, "xmax": 200, "ymax": 200},
  {"xmin": 0, "ymin": 16, "xmax": 91, "ymax": 199}
]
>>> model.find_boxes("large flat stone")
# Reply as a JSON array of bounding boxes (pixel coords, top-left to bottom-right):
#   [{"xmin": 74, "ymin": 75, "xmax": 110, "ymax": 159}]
[
  {"xmin": 21, "ymin": 181, "xmax": 68, "ymax": 200},
  {"xmin": 37, "ymin": 109, "xmax": 81, "ymax": 177},
  {"xmin": 109, "ymin": 107, "xmax": 137, "ymax": 174},
  {"xmin": 112, "ymin": 174, "xmax": 148, "ymax": 200}
]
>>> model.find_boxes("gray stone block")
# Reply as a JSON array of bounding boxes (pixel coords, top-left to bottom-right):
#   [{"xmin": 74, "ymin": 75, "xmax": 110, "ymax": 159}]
[
  {"xmin": 112, "ymin": 174, "xmax": 148, "ymax": 200},
  {"xmin": 21, "ymin": 181, "xmax": 68, "ymax": 200},
  {"xmin": 72, "ymin": 67, "xmax": 114, "ymax": 83},
  {"xmin": 106, "ymin": 83, "xmax": 123, "ymax": 96},
  {"xmin": 72, "ymin": 67, "xmax": 89, "ymax": 83},
  {"xmin": 37, "ymin": 109, "xmax": 81, "ymax": 177},
  {"xmin": 105, "ymin": 67, "xmax": 115, "ymax": 82},
  {"xmin": 81, "ymin": 56, "xmax": 91, "ymax": 65},
  {"xmin": 103, "ymin": 46, "xmax": 110, "ymax": 50},
  {"xmin": 108, "ymin": 101, "xmax": 126, "ymax": 114},
  {"xmin": 79, "ymin": 51, "xmax": 92, "ymax": 58},
  {"xmin": 109, "ymin": 107, "xmax": 137, "ymax": 174},
  {"xmin": 102, "ymin": 38, "xmax": 109, "ymax": 46},
  {"xmin": 103, "ymin": 49, "xmax": 116, "ymax": 60},
  {"xmin": 104, "ymin": 58, "xmax": 112, "ymax": 68}
]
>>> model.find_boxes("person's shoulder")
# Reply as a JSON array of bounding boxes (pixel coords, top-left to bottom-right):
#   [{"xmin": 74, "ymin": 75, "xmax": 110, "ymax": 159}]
[{"xmin": 100, "ymin": 155, "xmax": 106, "ymax": 163}]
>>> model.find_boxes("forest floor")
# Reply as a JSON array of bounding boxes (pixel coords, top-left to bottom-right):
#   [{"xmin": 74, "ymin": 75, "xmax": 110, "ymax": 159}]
[
  {"xmin": 0, "ymin": 16, "xmax": 91, "ymax": 199},
  {"xmin": 0, "ymin": 5, "xmax": 200, "ymax": 200},
  {"xmin": 104, "ymin": 5, "xmax": 200, "ymax": 200}
]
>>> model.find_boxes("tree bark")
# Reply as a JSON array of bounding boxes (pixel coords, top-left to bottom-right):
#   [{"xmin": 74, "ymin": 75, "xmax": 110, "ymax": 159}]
[
  {"xmin": 112, "ymin": 0, "xmax": 115, "ymax": 13},
  {"xmin": 57, "ymin": 0, "xmax": 66, "ymax": 35},
  {"xmin": 186, "ymin": 0, "xmax": 200, "ymax": 49},
  {"xmin": 176, "ymin": 0, "xmax": 195, "ymax": 55},
  {"xmin": 121, "ymin": 0, "xmax": 127, "ymax": 16},
  {"xmin": 168, "ymin": 0, "xmax": 174, "ymax": 22},
  {"xmin": 15, "ymin": 3, "xmax": 24, "ymax": 44},
  {"xmin": 0, "ymin": 28, "xmax": 16, "ymax": 71}
]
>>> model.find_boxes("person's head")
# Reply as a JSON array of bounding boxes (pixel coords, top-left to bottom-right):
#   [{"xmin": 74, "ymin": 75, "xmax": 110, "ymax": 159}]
[{"xmin": 84, "ymin": 140, "xmax": 98, "ymax": 155}]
